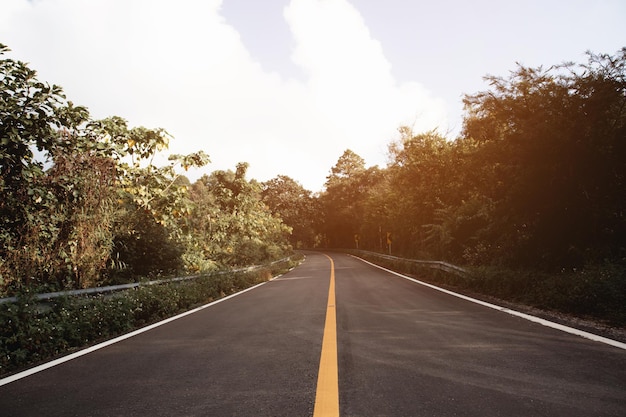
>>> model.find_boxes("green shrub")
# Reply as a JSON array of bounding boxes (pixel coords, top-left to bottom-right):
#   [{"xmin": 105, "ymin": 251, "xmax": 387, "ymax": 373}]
[
  {"xmin": 0, "ymin": 255, "xmax": 301, "ymax": 377},
  {"xmin": 350, "ymin": 250, "xmax": 626, "ymax": 326}
]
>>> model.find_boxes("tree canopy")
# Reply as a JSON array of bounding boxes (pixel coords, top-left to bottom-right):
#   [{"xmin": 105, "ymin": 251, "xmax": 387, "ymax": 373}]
[
  {"xmin": 2, "ymin": 43, "xmax": 624, "ymax": 294},
  {"xmin": 0, "ymin": 44, "xmax": 291, "ymax": 293},
  {"xmin": 307, "ymin": 48, "xmax": 626, "ymax": 271}
]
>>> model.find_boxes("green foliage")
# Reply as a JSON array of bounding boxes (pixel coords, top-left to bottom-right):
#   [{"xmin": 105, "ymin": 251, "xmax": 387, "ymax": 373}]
[
  {"xmin": 0, "ymin": 44, "xmax": 112, "ymax": 290},
  {"xmin": 3, "ymin": 39, "xmax": 624, "ymax": 372},
  {"xmin": 320, "ymin": 149, "xmax": 383, "ymax": 249},
  {"xmin": 311, "ymin": 49, "xmax": 626, "ymax": 272},
  {"xmin": 465, "ymin": 264, "xmax": 626, "ymax": 325},
  {"xmin": 261, "ymin": 175, "xmax": 319, "ymax": 248},
  {"xmin": 110, "ymin": 210, "xmax": 184, "ymax": 280},
  {"xmin": 461, "ymin": 49, "xmax": 626, "ymax": 268},
  {"xmin": 187, "ymin": 163, "xmax": 292, "ymax": 269},
  {"xmin": 384, "ymin": 130, "xmax": 461, "ymax": 257},
  {"xmin": 0, "ymin": 44, "xmax": 212, "ymax": 291}
]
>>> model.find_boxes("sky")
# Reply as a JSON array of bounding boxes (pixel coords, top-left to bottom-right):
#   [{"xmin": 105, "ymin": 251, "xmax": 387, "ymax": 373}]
[{"xmin": 2, "ymin": 0, "xmax": 625, "ymax": 191}]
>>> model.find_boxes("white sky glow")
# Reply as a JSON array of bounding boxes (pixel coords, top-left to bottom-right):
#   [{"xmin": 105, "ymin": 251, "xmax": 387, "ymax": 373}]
[{"xmin": 2, "ymin": 0, "xmax": 624, "ymax": 191}]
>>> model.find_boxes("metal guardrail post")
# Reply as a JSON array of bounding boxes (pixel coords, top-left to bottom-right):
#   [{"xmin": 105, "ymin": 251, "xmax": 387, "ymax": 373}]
[{"xmin": 350, "ymin": 250, "xmax": 467, "ymax": 277}]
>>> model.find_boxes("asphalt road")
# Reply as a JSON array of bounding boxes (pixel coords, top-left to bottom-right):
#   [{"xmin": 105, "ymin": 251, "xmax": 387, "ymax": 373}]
[{"xmin": 1, "ymin": 252, "xmax": 625, "ymax": 416}]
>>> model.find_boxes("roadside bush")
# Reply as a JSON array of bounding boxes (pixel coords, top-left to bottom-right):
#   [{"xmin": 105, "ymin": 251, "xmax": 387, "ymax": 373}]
[
  {"xmin": 349, "ymin": 250, "xmax": 626, "ymax": 326},
  {"xmin": 466, "ymin": 264, "xmax": 626, "ymax": 325},
  {"xmin": 0, "ymin": 255, "xmax": 302, "ymax": 377}
]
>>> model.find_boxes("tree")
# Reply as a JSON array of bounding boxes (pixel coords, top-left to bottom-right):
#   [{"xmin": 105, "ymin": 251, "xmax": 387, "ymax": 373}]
[
  {"xmin": 1, "ymin": 44, "xmax": 86, "ymax": 251},
  {"xmin": 381, "ymin": 129, "xmax": 462, "ymax": 258},
  {"xmin": 0, "ymin": 43, "xmax": 211, "ymax": 289},
  {"xmin": 188, "ymin": 163, "xmax": 292, "ymax": 268},
  {"xmin": 319, "ymin": 149, "xmax": 382, "ymax": 249},
  {"xmin": 90, "ymin": 116, "xmax": 210, "ymax": 279},
  {"xmin": 0, "ymin": 44, "xmax": 110, "ymax": 289},
  {"xmin": 462, "ymin": 48, "xmax": 626, "ymax": 268},
  {"xmin": 325, "ymin": 149, "xmax": 366, "ymax": 185},
  {"xmin": 261, "ymin": 175, "xmax": 318, "ymax": 248}
]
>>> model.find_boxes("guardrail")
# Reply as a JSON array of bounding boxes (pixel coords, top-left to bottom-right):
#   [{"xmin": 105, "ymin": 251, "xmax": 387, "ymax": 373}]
[
  {"xmin": 349, "ymin": 250, "xmax": 468, "ymax": 277},
  {"xmin": 0, "ymin": 256, "xmax": 296, "ymax": 305}
]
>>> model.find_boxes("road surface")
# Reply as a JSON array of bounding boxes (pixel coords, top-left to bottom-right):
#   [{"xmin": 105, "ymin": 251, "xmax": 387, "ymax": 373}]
[{"xmin": 1, "ymin": 252, "xmax": 625, "ymax": 416}]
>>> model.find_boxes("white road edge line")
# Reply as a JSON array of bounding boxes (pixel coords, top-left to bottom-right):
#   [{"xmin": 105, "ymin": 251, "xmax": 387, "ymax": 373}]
[
  {"xmin": 0, "ymin": 280, "xmax": 270, "ymax": 387},
  {"xmin": 272, "ymin": 276, "xmax": 314, "ymax": 281},
  {"xmin": 353, "ymin": 255, "xmax": 626, "ymax": 351}
]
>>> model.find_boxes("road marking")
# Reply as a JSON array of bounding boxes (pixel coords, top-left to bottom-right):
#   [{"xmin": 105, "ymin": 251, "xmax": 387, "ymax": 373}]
[
  {"xmin": 313, "ymin": 254, "xmax": 340, "ymax": 417},
  {"xmin": 354, "ymin": 255, "xmax": 626, "ymax": 350},
  {"xmin": 272, "ymin": 276, "xmax": 314, "ymax": 281}
]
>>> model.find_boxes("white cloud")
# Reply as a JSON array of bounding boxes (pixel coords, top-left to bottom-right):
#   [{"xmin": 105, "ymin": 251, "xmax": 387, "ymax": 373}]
[
  {"xmin": 285, "ymin": 0, "xmax": 447, "ymax": 158},
  {"xmin": 1, "ymin": 0, "xmax": 447, "ymax": 191}
]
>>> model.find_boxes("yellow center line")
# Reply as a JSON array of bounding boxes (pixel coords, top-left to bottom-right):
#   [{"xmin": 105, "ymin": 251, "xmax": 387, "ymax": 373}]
[{"xmin": 313, "ymin": 254, "xmax": 339, "ymax": 417}]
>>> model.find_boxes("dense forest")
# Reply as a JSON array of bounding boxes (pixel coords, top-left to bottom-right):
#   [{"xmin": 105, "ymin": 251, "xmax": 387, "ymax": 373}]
[
  {"xmin": 308, "ymin": 49, "xmax": 626, "ymax": 273},
  {"xmin": 0, "ymin": 43, "xmax": 292, "ymax": 295},
  {"xmin": 1, "ymin": 44, "xmax": 625, "ymax": 303}
]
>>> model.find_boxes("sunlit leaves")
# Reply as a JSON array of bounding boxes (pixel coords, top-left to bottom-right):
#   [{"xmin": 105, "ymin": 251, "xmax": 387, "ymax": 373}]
[
  {"xmin": 168, "ymin": 151, "xmax": 211, "ymax": 171},
  {"xmin": 0, "ymin": 43, "xmax": 216, "ymax": 289},
  {"xmin": 187, "ymin": 164, "xmax": 292, "ymax": 268}
]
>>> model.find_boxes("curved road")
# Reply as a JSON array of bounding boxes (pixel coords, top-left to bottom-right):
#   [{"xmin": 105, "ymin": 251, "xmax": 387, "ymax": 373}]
[{"xmin": 1, "ymin": 252, "xmax": 625, "ymax": 416}]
